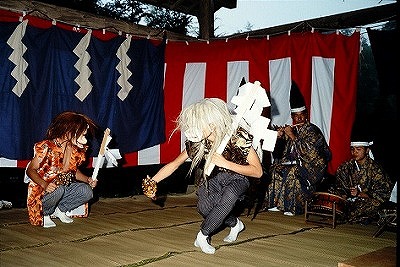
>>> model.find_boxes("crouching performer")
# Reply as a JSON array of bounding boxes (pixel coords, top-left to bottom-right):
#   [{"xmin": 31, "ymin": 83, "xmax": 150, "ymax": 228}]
[
  {"xmin": 142, "ymin": 98, "xmax": 263, "ymax": 254},
  {"xmin": 25, "ymin": 111, "xmax": 98, "ymax": 228}
]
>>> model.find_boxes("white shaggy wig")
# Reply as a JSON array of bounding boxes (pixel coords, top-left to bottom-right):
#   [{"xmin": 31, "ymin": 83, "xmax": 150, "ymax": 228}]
[{"xmin": 175, "ymin": 98, "xmax": 233, "ymax": 177}]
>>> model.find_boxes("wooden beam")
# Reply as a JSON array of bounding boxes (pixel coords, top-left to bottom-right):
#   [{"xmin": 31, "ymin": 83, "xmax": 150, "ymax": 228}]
[{"xmin": 0, "ymin": 0, "xmax": 197, "ymax": 41}]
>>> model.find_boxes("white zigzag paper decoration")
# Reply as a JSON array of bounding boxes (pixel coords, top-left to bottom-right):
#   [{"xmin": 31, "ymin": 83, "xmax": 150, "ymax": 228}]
[
  {"xmin": 7, "ymin": 20, "xmax": 29, "ymax": 97},
  {"xmin": 232, "ymin": 81, "xmax": 278, "ymax": 160},
  {"xmin": 116, "ymin": 35, "xmax": 133, "ymax": 101},
  {"xmin": 73, "ymin": 29, "xmax": 92, "ymax": 102}
]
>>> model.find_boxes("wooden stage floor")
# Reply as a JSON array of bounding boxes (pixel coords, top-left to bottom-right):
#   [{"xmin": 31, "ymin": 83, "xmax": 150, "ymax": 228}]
[{"xmin": 0, "ymin": 193, "xmax": 396, "ymax": 267}]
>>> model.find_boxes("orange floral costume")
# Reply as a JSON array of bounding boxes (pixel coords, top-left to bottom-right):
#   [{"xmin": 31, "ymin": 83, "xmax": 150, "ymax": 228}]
[{"xmin": 27, "ymin": 140, "xmax": 87, "ymax": 226}]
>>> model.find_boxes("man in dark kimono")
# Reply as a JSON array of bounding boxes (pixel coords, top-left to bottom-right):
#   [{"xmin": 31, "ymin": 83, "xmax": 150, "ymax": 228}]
[
  {"xmin": 330, "ymin": 133, "xmax": 392, "ymax": 224},
  {"xmin": 265, "ymin": 81, "xmax": 331, "ymax": 215}
]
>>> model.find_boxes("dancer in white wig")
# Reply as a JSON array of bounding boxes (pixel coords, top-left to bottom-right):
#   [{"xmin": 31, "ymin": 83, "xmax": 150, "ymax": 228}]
[{"xmin": 142, "ymin": 98, "xmax": 263, "ymax": 254}]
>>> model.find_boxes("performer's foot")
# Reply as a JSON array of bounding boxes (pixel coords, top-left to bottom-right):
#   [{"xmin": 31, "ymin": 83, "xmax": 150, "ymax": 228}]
[
  {"xmin": 223, "ymin": 218, "xmax": 244, "ymax": 243},
  {"xmin": 53, "ymin": 207, "xmax": 73, "ymax": 223},
  {"xmin": 268, "ymin": 207, "xmax": 280, "ymax": 212},
  {"xmin": 43, "ymin": 215, "xmax": 56, "ymax": 228},
  {"xmin": 283, "ymin": 211, "xmax": 294, "ymax": 216},
  {"xmin": 194, "ymin": 230, "xmax": 215, "ymax": 254}
]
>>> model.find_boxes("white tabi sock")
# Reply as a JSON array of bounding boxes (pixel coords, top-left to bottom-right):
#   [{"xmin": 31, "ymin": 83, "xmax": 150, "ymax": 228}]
[
  {"xmin": 53, "ymin": 207, "xmax": 74, "ymax": 223},
  {"xmin": 268, "ymin": 207, "xmax": 280, "ymax": 212},
  {"xmin": 194, "ymin": 230, "xmax": 216, "ymax": 254},
  {"xmin": 223, "ymin": 218, "xmax": 244, "ymax": 243},
  {"xmin": 43, "ymin": 215, "xmax": 56, "ymax": 228}
]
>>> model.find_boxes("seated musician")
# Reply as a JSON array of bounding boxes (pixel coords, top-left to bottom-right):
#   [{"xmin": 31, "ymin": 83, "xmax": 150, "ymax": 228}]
[
  {"xmin": 329, "ymin": 127, "xmax": 392, "ymax": 225},
  {"xmin": 265, "ymin": 81, "xmax": 332, "ymax": 216}
]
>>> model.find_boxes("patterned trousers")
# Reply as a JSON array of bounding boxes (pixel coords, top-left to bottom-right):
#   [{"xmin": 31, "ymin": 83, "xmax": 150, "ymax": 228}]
[
  {"xmin": 42, "ymin": 182, "xmax": 93, "ymax": 215},
  {"xmin": 197, "ymin": 171, "xmax": 249, "ymax": 236}
]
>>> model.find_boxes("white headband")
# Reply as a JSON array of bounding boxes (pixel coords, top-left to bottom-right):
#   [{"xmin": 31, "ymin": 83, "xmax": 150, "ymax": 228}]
[
  {"xmin": 350, "ymin": 141, "xmax": 373, "ymax": 147},
  {"xmin": 351, "ymin": 141, "xmax": 374, "ymax": 160},
  {"xmin": 291, "ymin": 106, "xmax": 306, "ymax": 113}
]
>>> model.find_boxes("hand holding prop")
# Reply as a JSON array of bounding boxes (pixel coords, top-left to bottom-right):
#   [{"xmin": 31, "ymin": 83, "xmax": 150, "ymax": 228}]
[
  {"xmin": 204, "ymin": 81, "xmax": 277, "ymax": 176},
  {"xmin": 142, "ymin": 175, "xmax": 157, "ymax": 199},
  {"xmin": 92, "ymin": 128, "xmax": 121, "ymax": 181}
]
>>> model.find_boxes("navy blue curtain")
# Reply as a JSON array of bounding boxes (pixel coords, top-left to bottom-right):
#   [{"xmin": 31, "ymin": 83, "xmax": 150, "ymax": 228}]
[{"xmin": 0, "ymin": 22, "xmax": 165, "ymax": 160}]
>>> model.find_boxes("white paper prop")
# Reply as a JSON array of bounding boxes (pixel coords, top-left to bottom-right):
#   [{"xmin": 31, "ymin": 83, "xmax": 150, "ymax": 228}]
[
  {"xmin": 204, "ymin": 81, "xmax": 277, "ymax": 176},
  {"xmin": 92, "ymin": 128, "xmax": 121, "ymax": 181}
]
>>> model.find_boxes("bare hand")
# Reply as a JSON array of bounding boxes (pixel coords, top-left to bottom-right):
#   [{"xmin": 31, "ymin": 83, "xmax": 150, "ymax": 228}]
[
  {"xmin": 45, "ymin": 182, "xmax": 57, "ymax": 193},
  {"xmin": 283, "ymin": 125, "xmax": 293, "ymax": 135},
  {"xmin": 283, "ymin": 126, "xmax": 296, "ymax": 140},
  {"xmin": 88, "ymin": 177, "xmax": 97, "ymax": 188},
  {"xmin": 276, "ymin": 127, "xmax": 284, "ymax": 138},
  {"xmin": 350, "ymin": 186, "xmax": 358, "ymax": 197},
  {"xmin": 211, "ymin": 153, "xmax": 228, "ymax": 169}
]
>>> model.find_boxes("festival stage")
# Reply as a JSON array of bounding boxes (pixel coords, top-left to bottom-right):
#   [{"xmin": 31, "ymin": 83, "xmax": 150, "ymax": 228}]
[{"xmin": 1, "ymin": 191, "xmax": 396, "ymax": 267}]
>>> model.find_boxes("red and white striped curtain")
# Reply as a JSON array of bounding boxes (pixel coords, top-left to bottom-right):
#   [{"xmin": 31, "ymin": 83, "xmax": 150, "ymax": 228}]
[{"xmin": 133, "ymin": 32, "xmax": 360, "ymax": 175}]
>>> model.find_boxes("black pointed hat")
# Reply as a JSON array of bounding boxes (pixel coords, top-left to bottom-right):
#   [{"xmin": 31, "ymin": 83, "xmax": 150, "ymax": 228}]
[
  {"xmin": 350, "ymin": 122, "xmax": 373, "ymax": 147},
  {"xmin": 289, "ymin": 80, "xmax": 306, "ymax": 113},
  {"xmin": 350, "ymin": 120, "xmax": 374, "ymax": 159}
]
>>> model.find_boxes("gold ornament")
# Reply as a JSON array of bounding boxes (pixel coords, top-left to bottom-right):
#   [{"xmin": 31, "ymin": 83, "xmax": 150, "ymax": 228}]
[{"xmin": 142, "ymin": 175, "xmax": 157, "ymax": 199}]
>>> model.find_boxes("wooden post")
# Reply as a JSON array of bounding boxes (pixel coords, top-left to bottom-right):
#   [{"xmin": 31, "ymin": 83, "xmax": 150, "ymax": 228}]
[{"xmin": 198, "ymin": 0, "xmax": 215, "ymax": 39}]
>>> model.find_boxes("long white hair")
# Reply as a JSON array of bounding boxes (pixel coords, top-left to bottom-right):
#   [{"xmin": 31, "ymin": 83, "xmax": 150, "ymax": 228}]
[{"xmin": 176, "ymin": 98, "xmax": 233, "ymax": 176}]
